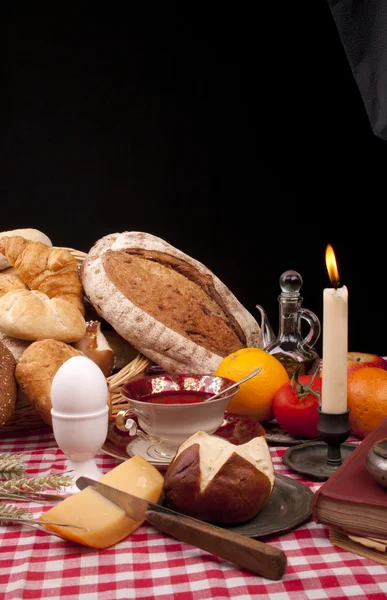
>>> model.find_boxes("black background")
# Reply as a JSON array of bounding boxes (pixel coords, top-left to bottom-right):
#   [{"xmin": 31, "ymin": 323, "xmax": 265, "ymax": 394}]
[{"xmin": 1, "ymin": 6, "xmax": 386, "ymax": 357}]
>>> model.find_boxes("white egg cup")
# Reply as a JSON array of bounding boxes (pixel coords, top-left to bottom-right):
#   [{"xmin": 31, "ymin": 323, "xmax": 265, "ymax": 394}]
[
  {"xmin": 50, "ymin": 355, "xmax": 110, "ymax": 494},
  {"xmin": 51, "ymin": 407, "xmax": 109, "ymax": 494}
]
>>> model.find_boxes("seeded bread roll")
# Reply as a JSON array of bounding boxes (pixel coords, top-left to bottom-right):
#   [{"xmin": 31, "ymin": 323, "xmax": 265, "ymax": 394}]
[
  {"xmin": 0, "ymin": 341, "xmax": 17, "ymax": 426},
  {"xmin": 81, "ymin": 232, "xmax": 262, "ymax": 374}
]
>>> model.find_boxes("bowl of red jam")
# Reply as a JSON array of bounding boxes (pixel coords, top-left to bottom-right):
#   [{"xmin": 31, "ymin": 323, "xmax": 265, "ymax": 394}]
[{"xmin": 120, "ymin": 374, "xmax": 240, "ymax": 448}]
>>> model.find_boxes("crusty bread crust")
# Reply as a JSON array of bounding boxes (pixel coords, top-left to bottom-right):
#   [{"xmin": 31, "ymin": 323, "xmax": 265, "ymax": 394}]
[
  {"xmin": 0, "ymin": 229, "xmax": 52, "ymax": 270},
  {"xmin": 81, "ymin": 232, "xmax": 262, "ymax": 374},
  {"xmin": 0, "ymin": 331, "xmax": 30, "ymax": 360},
  {"xmin": 15, "ymin": 339, "xmax": 83, "ymax": 425},
  {"xmin": 0, "ymin": 236, "xmax": 84, "ymax": 314},
  {"xmin": 0, "ymin": 341, "xmax": 17, "ymax": 425},
  {"xmin": 0, "ymin": 290, "xmax": 86, "ymax": 342},
  {"xmin": 0, "ymin": 269, "xmax": 27, "ymax": 298}
]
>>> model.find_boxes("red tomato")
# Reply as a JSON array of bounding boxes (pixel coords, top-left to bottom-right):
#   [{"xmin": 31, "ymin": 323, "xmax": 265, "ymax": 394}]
[{"xmin": 273, "ymin": 374, "xmax": 322, "ymax": 438}]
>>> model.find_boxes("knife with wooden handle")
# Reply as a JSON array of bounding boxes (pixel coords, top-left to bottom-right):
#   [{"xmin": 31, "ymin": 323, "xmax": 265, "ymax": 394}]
[{"xmin": 76, "ymin": 476, "xmax": 287, "ymax": 580}]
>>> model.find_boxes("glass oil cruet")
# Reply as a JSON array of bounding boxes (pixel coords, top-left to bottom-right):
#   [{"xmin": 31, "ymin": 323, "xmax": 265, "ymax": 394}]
[{"xmin": 256, "ymin": 270, "xmax": 321, "ymax": 378}]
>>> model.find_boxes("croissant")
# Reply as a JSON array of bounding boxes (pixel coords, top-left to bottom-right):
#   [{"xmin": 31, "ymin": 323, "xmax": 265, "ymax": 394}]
[
  {"xmin": 0, "ymin": 236, "xmax": 84, "ymax": 315},
  {"xmin": 0, "ymin": 269, "xmax": 27, "ymax": 298}
]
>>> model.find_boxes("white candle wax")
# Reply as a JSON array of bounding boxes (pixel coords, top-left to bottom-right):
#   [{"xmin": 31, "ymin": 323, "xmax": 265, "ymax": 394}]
[{"xmin": 321, "ymin": 285, "xmax": 348, "ymax": 414}]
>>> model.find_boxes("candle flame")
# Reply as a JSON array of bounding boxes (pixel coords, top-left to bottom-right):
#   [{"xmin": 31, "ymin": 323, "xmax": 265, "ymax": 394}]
[{"xmin": 326, "ymin": 244, "xmax": 340, "ymax": 288}]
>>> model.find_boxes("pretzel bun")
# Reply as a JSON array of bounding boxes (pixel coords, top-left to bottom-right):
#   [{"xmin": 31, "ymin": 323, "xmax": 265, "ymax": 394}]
[
  {"xmin": 163, "ymin": 431, "xmax": 274, "ymax": 524},
  {"xmin": 81, "ymin": 231, "xmax": 262, "ymax": 374}
]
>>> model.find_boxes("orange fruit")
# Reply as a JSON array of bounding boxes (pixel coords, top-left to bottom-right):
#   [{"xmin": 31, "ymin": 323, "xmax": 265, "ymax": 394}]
[
  {"xmin": 347, "ymin": 367, "xmax": 387, "ymax": 438},
  {"xmin": 214, "ymin": 347, "xmax": 289, "ymax": 422}
]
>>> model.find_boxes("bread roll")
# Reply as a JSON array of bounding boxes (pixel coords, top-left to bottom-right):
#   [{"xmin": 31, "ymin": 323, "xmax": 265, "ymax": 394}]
[
  {"xmin": 0, "ymin": 290, "xmax": 86, "ymax": 342},
  {"xmin": 0, "ymin": 332, "xmax": 30, "ymax": 360},
  {"xmin": 72, "ymin": 321, "xmax": 115, "ymax": 377},
  {"xmin": 15, "ymin": 339, "xmax": 83, "ymax": 425},
  {"xmin": 0, "ymin": 341, "xmax": 17, "ymax": 425},
  {"xmin": 16, "ymin": 339, "xmax": 113, "ymax": 426},
  {"xmin": 0, "ymin": 229, "xmax": 52, "ymax": 270},
  {"xmin": 81, "ymin": 232, "xmax": 262, "ymax": 374},
  {"xmin": 163, "ymin": 431, "xmax": 274, "ymax": 524}
]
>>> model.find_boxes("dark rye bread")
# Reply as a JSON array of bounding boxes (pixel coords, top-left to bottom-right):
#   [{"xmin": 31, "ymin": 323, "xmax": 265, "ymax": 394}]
[
  {"xmin": 81, "ymin": 232, "xmax": 262, "ymax": 374},
  {"xmin": 0, "ymin": 341, "xmax": 17, "ymax": 426}
]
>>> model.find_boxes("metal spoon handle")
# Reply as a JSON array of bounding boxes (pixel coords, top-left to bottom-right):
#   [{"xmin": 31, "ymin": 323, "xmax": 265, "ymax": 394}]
[{"xmin": 208, "ymin": 366, "xmax": 262, "ymax": 401}]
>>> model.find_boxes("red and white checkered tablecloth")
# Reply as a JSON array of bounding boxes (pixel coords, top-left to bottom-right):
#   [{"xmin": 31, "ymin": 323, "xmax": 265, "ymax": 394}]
[{"xmin": 1, "ymin": 430, "xmax": 387, "ymax": 600}]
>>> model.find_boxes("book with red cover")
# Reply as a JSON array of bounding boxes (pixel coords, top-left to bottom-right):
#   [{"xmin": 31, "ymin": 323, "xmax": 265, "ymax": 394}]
[{"xmin": 313, "ymin": 417, "xmax": 387, "ymax": 539}]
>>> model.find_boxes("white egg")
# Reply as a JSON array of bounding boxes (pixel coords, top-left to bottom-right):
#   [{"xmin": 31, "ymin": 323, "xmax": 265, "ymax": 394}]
[{"xmin": 51, "ymin": 356, "xmax": 108, "ymax": 415}]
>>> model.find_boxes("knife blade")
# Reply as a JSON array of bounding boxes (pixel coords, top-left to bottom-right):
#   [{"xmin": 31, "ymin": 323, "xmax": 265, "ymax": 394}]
[{"xmin": 76, "ymin": 476, "xmax": 287, "ymax": 580}]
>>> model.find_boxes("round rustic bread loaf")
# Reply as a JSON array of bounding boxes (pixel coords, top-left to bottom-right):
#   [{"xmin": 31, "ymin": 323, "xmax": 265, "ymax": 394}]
[
  {"xmin": 162, "ymin": 431, "xmax": 274, "ymax": 524},
  {"xmin": 0, "ymin": 341, "xmax": 17, "ymax": 426},
  {"xmin": 81, "ymin": 231, "xmax": 262, "ymax": 374}
]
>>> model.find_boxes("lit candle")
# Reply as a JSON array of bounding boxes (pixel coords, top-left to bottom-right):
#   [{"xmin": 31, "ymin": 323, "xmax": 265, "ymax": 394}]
[{"xmin": 321, "ymin": 244, "xmax": 348, "ymax": 414}]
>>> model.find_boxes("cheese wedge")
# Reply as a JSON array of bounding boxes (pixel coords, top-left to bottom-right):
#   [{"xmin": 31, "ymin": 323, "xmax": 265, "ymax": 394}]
[{"xmin": 39, "ymin": 455, "xmax": 164, "ymax": 548}]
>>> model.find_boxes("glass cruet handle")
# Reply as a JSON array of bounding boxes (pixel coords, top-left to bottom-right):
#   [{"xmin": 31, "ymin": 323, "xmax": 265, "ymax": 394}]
[
  {"xmin": 255, "ymin": 304, "xmax": 276, "ymax": 347},
  {"xmin": 298, "ymin": 307, "xmax": 321, "ymax": 349}
]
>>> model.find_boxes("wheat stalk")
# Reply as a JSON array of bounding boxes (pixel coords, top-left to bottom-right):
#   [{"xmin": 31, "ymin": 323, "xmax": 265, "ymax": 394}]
[
  {"xmin": 0, "ymin": 503, "xmax": 33, "ymax": 523},
  {"xmin": 0, "ymin": 454, "xmax": 25, "ymax": 480},
  {"xmin": 0, "ymin": 456, "xmax": 84, "ymax": 530},
  {"xmin": 0, "ymin": 503, "xmax": 86, "ymax": 529},
  {"xmin": 0, "ymin": 474, "xmax": 74, "ymax": 494}
]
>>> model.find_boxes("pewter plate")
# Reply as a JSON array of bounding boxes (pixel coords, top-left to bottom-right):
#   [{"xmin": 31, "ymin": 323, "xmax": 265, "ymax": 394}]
[
  {"xmin": 282, "ymin": 441, "xmax": 358, "ymax": 481},
  {"xmin": 222, "ymin": 474, "xmax": 314, "ymax": 538},
  {"xmin": 264, "ymin": 420, "xmax": 319, "ymax": 447},
  {"xmin": 161, "ymin": 474, "xmax": 314, "ymax": 539}
]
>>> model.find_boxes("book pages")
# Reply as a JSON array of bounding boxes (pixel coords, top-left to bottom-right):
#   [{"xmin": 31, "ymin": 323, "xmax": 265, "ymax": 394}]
[
  {"xmin": 348, "ymin": 534, "xmax": 387, "ymax": 553},
  {"xmin": 330, "ymin": 529, "xmax": 387, "ymax": 565}
]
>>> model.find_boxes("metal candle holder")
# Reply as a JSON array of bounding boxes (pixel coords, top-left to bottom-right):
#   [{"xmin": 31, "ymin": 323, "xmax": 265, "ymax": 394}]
[{"xmin": 282, "ymin": 408, "xmax": 356, "ymax": 481}]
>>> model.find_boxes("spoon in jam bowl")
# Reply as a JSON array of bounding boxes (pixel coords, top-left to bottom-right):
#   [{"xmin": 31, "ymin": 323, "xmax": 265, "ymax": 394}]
[
  {"xmin": 204, "ymin": 366, "xmax": 262, "ymax": 402},
  {"xmin": 117, "ymin": 370, "xmax": 264, "ymax": 461}
]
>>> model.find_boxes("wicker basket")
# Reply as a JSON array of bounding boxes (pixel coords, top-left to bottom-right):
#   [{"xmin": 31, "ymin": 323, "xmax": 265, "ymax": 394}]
[{"xmin": 1, "ymin": 247, "xmax": 151, "ymax": 435}]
